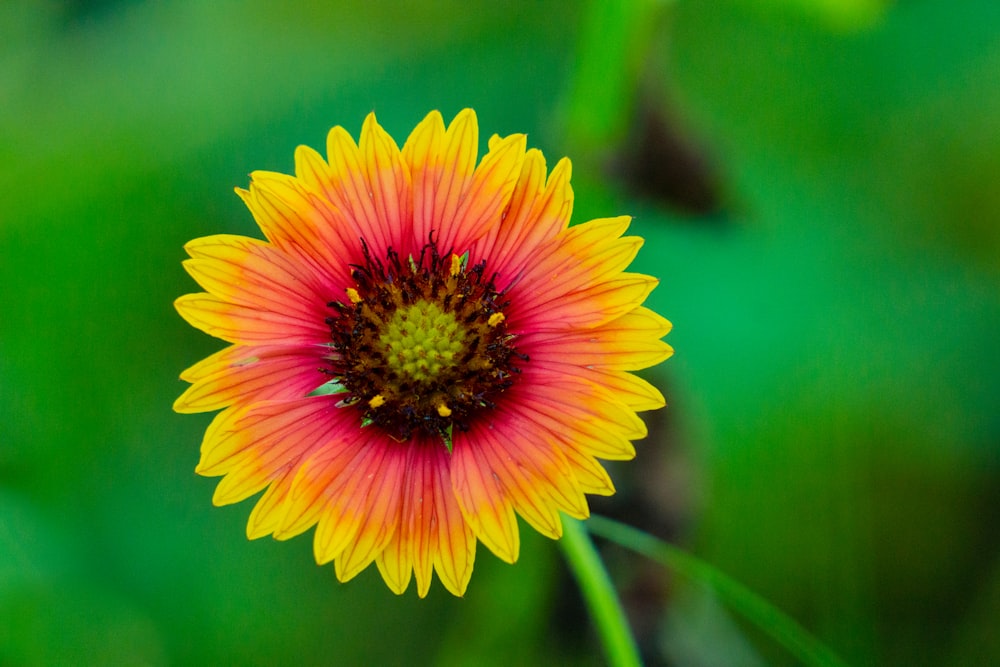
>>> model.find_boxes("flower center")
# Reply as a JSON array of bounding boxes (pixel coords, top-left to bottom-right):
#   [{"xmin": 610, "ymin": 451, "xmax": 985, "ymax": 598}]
[
  {"xmin": 323, "ymin": 238, "xmax": 525, "ymax": 447},
  {"xmin": 377, "ymin": 300, "xmax": 466, "ymax": 384}
]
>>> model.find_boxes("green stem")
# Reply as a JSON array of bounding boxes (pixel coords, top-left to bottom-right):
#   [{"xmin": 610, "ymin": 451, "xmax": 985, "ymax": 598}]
[
  {"xmin": 560, "ymin": 517, "xmax": 643, "ymax": 667},
  {"xmin": 586, "ymin": 515, "xmax": 850, "ymax": 667}
]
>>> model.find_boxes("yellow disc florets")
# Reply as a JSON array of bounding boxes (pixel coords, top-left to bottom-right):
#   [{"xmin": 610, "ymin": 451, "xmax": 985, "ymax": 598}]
[{"xmin": 378, "ymin": 301, "xmax": 467, "ymax": 384}]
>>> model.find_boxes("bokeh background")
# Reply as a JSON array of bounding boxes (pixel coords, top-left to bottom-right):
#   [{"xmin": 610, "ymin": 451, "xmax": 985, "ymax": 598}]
[{"xmin": 3, "ymin": 0, "xmax": 999, "ymax": 664}]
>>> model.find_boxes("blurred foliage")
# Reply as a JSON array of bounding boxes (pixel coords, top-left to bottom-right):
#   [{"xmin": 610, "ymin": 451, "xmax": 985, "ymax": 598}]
[{"xmin": 2, "ymin": 0, "xmax": 998, "ymax": 665}]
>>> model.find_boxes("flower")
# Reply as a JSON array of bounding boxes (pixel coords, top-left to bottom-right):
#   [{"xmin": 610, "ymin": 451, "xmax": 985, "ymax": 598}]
[{"xmin": 174, "ymin": 109, "xmax": 672, "ymax": 597}]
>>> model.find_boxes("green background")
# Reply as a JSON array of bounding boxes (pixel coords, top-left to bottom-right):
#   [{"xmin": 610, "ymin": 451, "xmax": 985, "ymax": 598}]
[{"xmin": 3, "ymin": 0, "xmax": 998, "ymax": 664}]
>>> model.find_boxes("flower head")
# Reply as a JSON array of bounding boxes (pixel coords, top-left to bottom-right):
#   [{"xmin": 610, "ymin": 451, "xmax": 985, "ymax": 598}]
[{"xmin": 174, "ymin": 109, "xmax": 672, "ymax": 596}]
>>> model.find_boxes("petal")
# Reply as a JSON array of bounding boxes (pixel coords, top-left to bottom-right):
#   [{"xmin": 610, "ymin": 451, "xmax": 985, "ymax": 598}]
[
  {"xmin": 450, "ymin": 424, "xmax": 520, "ymax": 563},
  {"xmin": 246, "ymin": 469, "xmax": 297, "ymax": 539},
  {"xmin": 375, "ymin": 443, "xmax": 431, "ymax": 596},
  {"xmin": 404, "ymin": 109, "xmax": 485, "ymax": 249},
  {"xmin": 497, "ymin": 408, "xmax": 591, "ymax": 520},
  {"xmin": 529, "ymin": 362, "xmax": 666, "ymax": 412},
  {"xmin": 522, "ymin": 306, "xmax": 674, "ymax": 371},
  {"xmin": 312, "ymin": 130, "xmax": 384, "ymax": 251},
  {"xmin": 480, "ymin": 438, "xmax": 563, "ymax": 539},
  {"xmin": 359, "ymin": 112, "xmax": 415, "ymax": 255},
  {"xmin": 174, "ymin": 292, "xmax": 322, "ymax": 345},
  {"xmin": 334, "ymin": 440, "xmax": 407, "ymax": 583},
  {"xmin": 431, "ymin": 451, "xmax": 476, "ymax": 597},
  {"xmin": 375, "ymin": 536, "xmax": 412, "ymax": 595},
  {"xmin": 559, "ymin": 443, "xmax": 617, "ymax": 496},
  {"xmin": 295, "ymin": 115, "xmax": 413, "ymax": 257},
  {"xmin": 181, "ymin": 234, "xmax": 328, "ymax": 325},
  {"xmin": 507, "ymin": 377, "xmax": 646, "ymax": 460},
  {"xmin": 502, "ymin": 215, "xmax": 659, "ymax": 331},
  {"xmin": 237, "ymin": 172, "xmax": 356, "ymax": 287},
  {"xmin": 498, "ymin": 380, "xmax": 624, "ymax": 494},
  {"xmin": 375, "ymin": 485, "xmax": 416, "ymax": 594},
  {"xmin": 174, "ymin": 344, "xmax": 324, "ymax": 414},
  {"xmin": 376, "ymin": 440, "xmax": 476, "ymax": 597},
  {"xmin": 271, "ymin": 431, "xmax": 364, "ymax": 541},
  {"xmin": 475, "ymin": 407, "xmax": 591, "ymax": 539},
  {"xmin": 402, "ymin": 109, "xmax": 448, "ymax": 246},
  {"xmin": 505, "ymin": 215, "xmax": 639, "ymax": 303},
  {"xmin": 472, "ymin": 151, "xmax": 573, "ymax": 284},
  {"xmin": 309, "ymin": 433, "xmax": 405, "ymax": 573},
  {"xmin": 535, "ymin": 376, "xmax": 648, "ymax": 440},
  {"xmin": 443, "ymin": 132, "xmax": 526, "ymax": 252},
  {"xmin": 311, "ymin": 444, "xmax": 386, "ymax": 565},
  {"xmin": 199, "ymin": 398, "xmax": 338, "ymax": 505},
  {"xmin": 512, "ymin": 272, "xmax": 659, "ymax": 332}
]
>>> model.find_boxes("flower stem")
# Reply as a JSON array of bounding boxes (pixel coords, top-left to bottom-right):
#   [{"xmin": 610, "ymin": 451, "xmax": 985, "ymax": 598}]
[
  {"xmin": 560, "ymin": 517, "xmax": 642, "ymax": 667},
  {"xmin": 586, "ymin": 515, "xmax": 849, "ymax": 667}
]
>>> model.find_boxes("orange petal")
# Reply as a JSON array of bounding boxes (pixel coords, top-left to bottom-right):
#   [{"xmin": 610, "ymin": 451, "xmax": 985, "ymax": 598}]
[
  {"xmin": 359, "ymin": 112, "xmax": 415, "ymax": 255},
  {"xmin": 507, "ymin": 378, "xmax": 645, "ymax": 461},
  {"xmin": 512, "ymin": 272, "xmax": 658, "ymax": 332},
  {"xmin": 497, "ymin": 408, "xmax": 591, "ymax": 520},
  {"xmin": 305, "ymin": 131, "xmax": 383, "ymax": 252},
  {"xmin": 376, "ymin": 442, "xmax": 429, "ymax": 596},
  {"xmin": 427, "ymin": 444, "xmax": 476, "ymax": 597},
  {"xmin": 297, "ymin": 119, "xmax": 407, "ymax": 255},
  {"xmin": 473, "ymin": 419, "xmax": 577, "ymax": 539},
  {"xmin": 210, "ymin": 458, "xmax": 272, "ymax": 506},
  {"xmin": 246, "ymin": 470, "xmax": 297, "ymax": 539},
  {"xmin": 376, "ymin": 516, "xmax": 414, "ymax": 595},
  {"xmin": 404, "ymin": 109, "xmax": 481, "ymax": 248},
  {"xmin": 174, "ymin": 344, "xmax": 322, "ymax": 414},
  {"xmin": 334, "ymin": 440, "xmax": 407, "ymax": 583},
  {"xmin": 558, "ymin": 441, "xmax": 617, "ymax": 496},
  {"xmin": 197, "ymin": 397, "xmax": 338, "ymax": 481},
  {"xmin": 174, "ymin": 292, "xmax": 322, "ymax": 345},
  {"xmin": 311, "ymin": 434, "xmax": 403, "ymax": 569},
  {"xmin": 404, "ymin": 444, "xmax": 436, "ymax": 597},
  {"xmin": 523, "ymin": 307, "xmax": 674, "ymax": 371},
  {"xmin": 496, "ymin": 381, "xmax": 620, "ymax": 495},
  {"xmin": 237, "ymin": 173, "xmax": 356, "ymax": 287},
  {"xmin": 402, "ymin": 110, "xmax": 446, "ymax": 245},
  {"xmin": 375, "ymin": 439, "xmax": 474, "ymax": 597},
  {"xmin": 530, "ymin": 361, "xmax": 666, "ymax": 412},
  {"xmin": 428, "ymin": 110, "xmax": 478, "ymax": 241},
  {"xmin": 272, "ymin": 433, "xmax": 364, "ymax": 541},
  {"xmin": 441, "ymin": 132, "xmax": 526, "ymax": 252},
  {"xmin": 507, "ymin": 216, "xmax": 641, "ymax": 311},
  {"xmin": 534, "ymin": 376, "xmax": 648, "ymax": 440},
  {"xmin": 450, "ymin": 424, "xmax": 520, "ymax": 563},
  {"xmin": 474, "ymin": 153, "xmax": 574, "ymax": 284},
  {"xmin": 311, "ymin": 447, "xmax": 381, "ymax": 565},
  {"xmin": 181, "ymin": 234, "xmax": 326, "ymax": 325}
]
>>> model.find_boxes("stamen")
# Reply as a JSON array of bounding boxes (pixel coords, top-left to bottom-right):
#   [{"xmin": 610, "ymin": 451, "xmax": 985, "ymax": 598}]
[
  {"xmin": 368, "ymin": 394, "xmax": 386, "ymax": 408},
  {"xmin": 487, "ymin": 312, "xmax": 505, "ymax": 327},
  {"xmin": 346, "ymin": 287, "xmax": 362, "ymax": 304},
  {"xmin": 436, "ymin": 403, "xmax": 452, "ymax": 417},
  {"xmin": 449, "ymin": 253, "xmax": 463, "ymax": 277}
]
